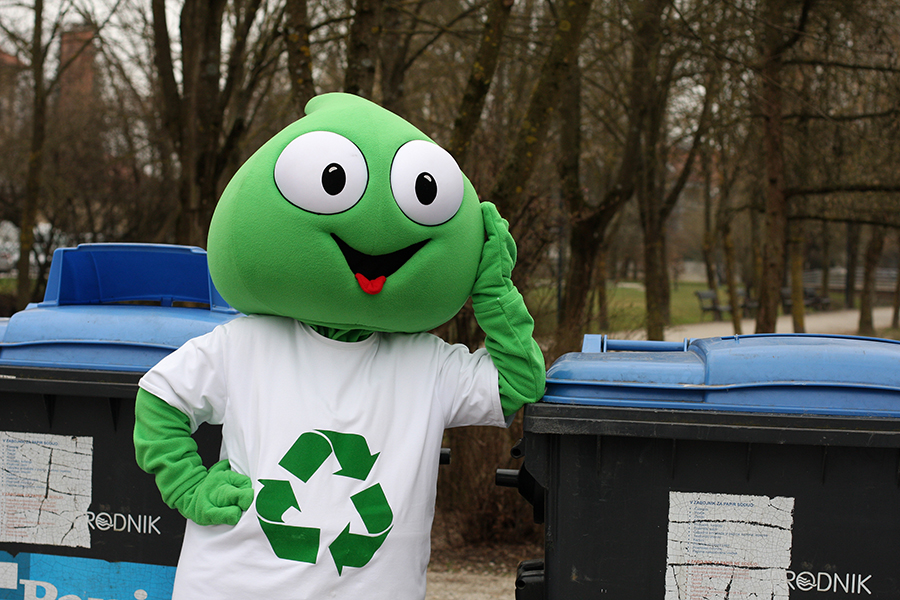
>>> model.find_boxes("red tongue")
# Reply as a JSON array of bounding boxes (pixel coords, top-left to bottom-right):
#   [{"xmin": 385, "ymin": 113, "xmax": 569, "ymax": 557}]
[{"xmin": 355, "ymin": 273, "xmax": 386, "ymax": 295}]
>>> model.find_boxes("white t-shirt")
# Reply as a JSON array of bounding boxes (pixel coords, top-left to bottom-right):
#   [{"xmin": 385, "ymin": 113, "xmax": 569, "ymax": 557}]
[{"xmin": 139, "ymin": 315, "xmax": 504, "ymax": 600}]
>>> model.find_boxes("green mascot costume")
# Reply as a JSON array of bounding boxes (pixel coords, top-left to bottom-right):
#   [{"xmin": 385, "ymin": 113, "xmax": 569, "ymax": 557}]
[{"xmin": 134, "ymin": 93, "xmax": 545, "ymax": 599}]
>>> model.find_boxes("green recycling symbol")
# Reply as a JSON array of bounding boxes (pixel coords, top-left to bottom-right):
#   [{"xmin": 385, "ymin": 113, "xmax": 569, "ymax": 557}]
[{"xmin": 255, "ymin": 430, "xmax": 393, "ymax": 574}]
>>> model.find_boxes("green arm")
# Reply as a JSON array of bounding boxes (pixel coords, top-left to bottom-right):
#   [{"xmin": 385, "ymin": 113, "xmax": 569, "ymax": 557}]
[
  {"xmin": 471, "ymin": 202, "xmax": 546, "ymax": 416},
  {"xmin": 134, "ymin": 388, "xmax": 253, "ymax": 526}
]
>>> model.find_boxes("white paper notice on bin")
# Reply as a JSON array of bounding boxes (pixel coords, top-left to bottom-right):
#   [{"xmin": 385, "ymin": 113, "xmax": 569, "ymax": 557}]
[
  {"xmin": 0, "ymin": 431, "xmax": 92, "ymax": 548},
  {"xmin": 665, "ymin": 491, "xmax": 794, "ymax": 600}
]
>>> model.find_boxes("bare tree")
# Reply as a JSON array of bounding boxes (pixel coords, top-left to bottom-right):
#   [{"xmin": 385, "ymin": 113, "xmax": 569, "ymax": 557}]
[
  {"xmin": 753, "ymin": 0, "xmax": 814, "ymax": 333},
  {"xmin": 638, "ymin": 76, "xmax": 714, "ymax": 339},
  {"xmin": 152, "ymin": 0, "xmax": 284, "ymax": 246},
  {"xmin": 553, "ymin": 0, "xmax": 653, "ymax": 353},
  {"xmin": 4, "ymin": 1, "xmax": 121, "ymax": 308},
  {"xmin": 858, "ymin": 225, "xmax": 886, "ymax": 336},
  {"xmin": 752, "ymin": 0, "xmax": 900, "ymax": 330},
  {"xmin": 486, "ymin": 0, "xmax": 594, "ymax": 218},
  {"xmin": 18, "ymin": 0, "xmax": 49, "ymax": 307}
]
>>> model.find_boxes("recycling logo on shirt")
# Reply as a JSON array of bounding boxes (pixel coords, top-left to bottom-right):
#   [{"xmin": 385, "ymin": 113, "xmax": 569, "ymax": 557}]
[{"xmin": 255, "ymin": 430, "xmax": 393, "ymax": 574}]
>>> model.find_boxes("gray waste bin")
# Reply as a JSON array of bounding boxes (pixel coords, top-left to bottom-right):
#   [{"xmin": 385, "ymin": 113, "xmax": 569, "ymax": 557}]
[
  {"xmin": 507, "ymin": 334, "xmax": 900, "ymax": 600},
  {"xmin": 0, "ymin": 243, "xmax": 238, "ymax": 600}
]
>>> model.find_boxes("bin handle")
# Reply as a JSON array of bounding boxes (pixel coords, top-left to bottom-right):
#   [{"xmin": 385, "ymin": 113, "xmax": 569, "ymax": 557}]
[{"xmin": 581, "ymin": 335, "xmax": 692, "ymax": 353}]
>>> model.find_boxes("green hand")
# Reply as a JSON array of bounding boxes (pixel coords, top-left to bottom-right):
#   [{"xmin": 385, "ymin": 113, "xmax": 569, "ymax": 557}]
[
  {"xmin": 134, "ymin": 389, "xmax": 253, "ymax": 526},
  {"xmin": 175, "ymin": 459, "xmax": 254, "ymax": 526},
  {"xmin": 472, "ymin": 202, "xmax": 517, "ymax": 303}
]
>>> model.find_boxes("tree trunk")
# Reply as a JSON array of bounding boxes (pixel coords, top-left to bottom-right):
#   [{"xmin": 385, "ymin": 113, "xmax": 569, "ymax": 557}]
[
  {"xmin": 436, "ymin": 0, "xmax": 588, "ymax": 542},
  {"xmin": 789, "ymin": 221, "xmax": 805, "ymax": 333},
  {"xmin": 436, "ymin": 423, "xmax": 529, "ymax": 543},
  {"xmin": 643, "ymin": 220, "xmax": 667, "ymax": 340},
  {"xmin": 892, "ymin": 230, "xmax": 900, "ymax": 330},
  {"xmin": 285, "ymin": 0, "xmax": 316, "ymax": 113},
  {"xmin": 557, "ymin": 221, "xmax": 605, "ymax": 353},
  {"xmin": 377, "ymin": 1, "xmax": 410, "ymax": 115},
  {"xmin": 820, "ymin": 221, "xmax": 831, "ymax": 300},
  {"xmin": 637, "ymin": 110, "xmax": 667, "ymax": 341},
  {"xmin": 701, "ymin": 149, "xmax": 718, "ymax": 290},
  {"xmin": 891, "ymin": 233, "xmax": 900, "ymax": 328},
  {"xmin": 754, "ymin": 0, "xmax": 813, "ymax": 333},
  {"xmin": 596, "ymin": 247, "xmax": 610, "ymax": 331},
  {"xmin": 553, "ymin": 60, "xmax": 591, "ymax": 355},
  {"xmin": 189, "ymin": 0, "xmax": 228, "ymax": 246},
  {"xmin": 845, "ymin": 222, "xmax": 860, "ymax": 309},
  {"xmin": 748, "ymin": 205, "xmax": 762, "ymax": 302},
  {"xmin": 858, "ymin": 225, "xmax": 886, "ymax": 337},
  {"xmin": 660, "ymin": 219, "xmax": 672, "ymax": 325},
  {"xmin": 153, "ymin": 0, "xmax": 272, "ymax": 247},
  {"xmin": 344, "ymin": 0, "xmax": 383, "ymax": 99},
  {"xmin": 18, "ymin": 0, "xmax": 46, "ymax": 310},
  {"xmin": 156, "ymin": 0, "xmax": 228, "ymax": 247},
  {"xmin": 631, "ymin": 0, "xmax": 670, "ymax": 341},
  {"xmin": 716, "ymin": 174, "xmax": 742, "ymax": 334},
  {"xmin": 722, "ymin": 223, "xmax": 742, "ymax": 334},
  {"xmin": 553, "ymin": 9, "xmax": 641, "ymax": 353},
  {"xmin": 635, "ymin": 9, "xmax": 714, "ymax": 340},
  {"xmin": 755, "ymin": 50, "xmax": 789, "ymax": 333}
]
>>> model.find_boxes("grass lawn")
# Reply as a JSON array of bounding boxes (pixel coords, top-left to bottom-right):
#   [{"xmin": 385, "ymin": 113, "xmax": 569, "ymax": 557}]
[
  {"xmin": 878, "ymin": 328, "xmax": 900, "ymax": 341},
  {"xmin": 528, "ymin": 280, "xmax": 715, "ymax": 339},
  {"xmin": 0, "ymin": 277, "xmax": 17, "ymax": 294},
  {"xmin": 528, "ymin": 280, "xmax": 900, "ymax": 344},
  {"xmin": 606, "ymin": 281, "xmax": 712, "ymax": 328}
]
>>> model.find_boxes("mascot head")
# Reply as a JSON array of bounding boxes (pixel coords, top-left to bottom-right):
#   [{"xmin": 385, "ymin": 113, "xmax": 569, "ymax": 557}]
[{"xmin": 207, "ymin": 93, "xmax": 484, "ymax": 333}]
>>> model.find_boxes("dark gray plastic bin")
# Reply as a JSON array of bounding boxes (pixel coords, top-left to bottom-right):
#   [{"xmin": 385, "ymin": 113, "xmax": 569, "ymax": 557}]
[
  {"xmin": 509, "ymin": 334, "xmax": 900, "ymax": 600},
  {"xmin": 0, "ymin": 244, "xmax": 238, "ymax": 600}
]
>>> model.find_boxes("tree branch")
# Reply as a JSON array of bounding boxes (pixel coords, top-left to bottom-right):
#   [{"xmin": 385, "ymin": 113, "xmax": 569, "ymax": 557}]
[
  {"xmin": 487, "ymin": 0, "xmax": 594, "ymax": 216},
  {"xmin": 447, "ymin": 0, "xmax": 514, "ymax": 167},
  {"xmin": 786, "ymin": 184, "xmax": 900, "ymax": 198},
  {"xmin": 782, "ymin": 108, "xmax": 900, "ymax": 122},
  {"xmin": 783, "ymin": 58, "xmax": 900, "ymax": 73},
  {"xmin": 219, "ymin": 0, "xmax": 265, "ymax": 117},
  {"xmin": 661, "ymin": 77, "xmax": 715, "ymax": 218},
  {"xmin": 401, "ymin": 1, "xmax": 485, "ymax": 73}
]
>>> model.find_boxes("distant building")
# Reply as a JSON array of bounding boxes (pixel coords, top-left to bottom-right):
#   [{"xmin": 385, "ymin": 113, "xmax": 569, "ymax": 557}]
[
  {"xmin": 0, "ymin": 48, "xmax": 26, "ymax": 139},
  {"xmin": 57, "ymin": 26, "xmax": 97, "ymax": 115}
]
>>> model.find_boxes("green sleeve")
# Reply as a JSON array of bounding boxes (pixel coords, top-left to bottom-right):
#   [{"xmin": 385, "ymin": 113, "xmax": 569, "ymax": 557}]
[
  {"xmin": 134, "ymin": 388, "xmax": 253, "ymax": 525},
  {"xmin": 471, "ymin": 202, "xmax": 546, "ymax": 416},
  {"xmin": 473, "ymin": 288, "xmax": 546, "ymax": 416}
]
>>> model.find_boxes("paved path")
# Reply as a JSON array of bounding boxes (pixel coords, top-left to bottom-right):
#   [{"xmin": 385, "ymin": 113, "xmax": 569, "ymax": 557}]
[
  {"xmin": 426, "ymin": 571, "xmax": 515, "ymax": 600},
  {"xmin": 617, "ymin": 307, "xmax": 896, "ymax": 342}
]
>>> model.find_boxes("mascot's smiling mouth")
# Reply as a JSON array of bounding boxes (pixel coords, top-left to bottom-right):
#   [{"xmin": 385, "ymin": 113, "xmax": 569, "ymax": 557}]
[{"xmin": 332, "ymin": 234, "xmax": 429, "ymax": 295}]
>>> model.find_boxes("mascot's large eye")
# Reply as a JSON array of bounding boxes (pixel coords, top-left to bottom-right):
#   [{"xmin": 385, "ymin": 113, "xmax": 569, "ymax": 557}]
[
  {"xmin": 390, "ymin": 140, "xmax": 464, "ymax": 226},
  {"xmin": 274, "ymin": 131, "xmax": 368, "ymax": 214}
]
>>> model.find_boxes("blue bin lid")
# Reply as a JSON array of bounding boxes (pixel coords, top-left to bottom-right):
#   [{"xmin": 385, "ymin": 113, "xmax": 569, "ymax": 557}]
[
  {"xmin": 544, "ymin": 334, "xmax": 900, "ymax": 417},
  {"xmin": 0, "ymin": 243, "xmax": 240, "ymax": 372}
]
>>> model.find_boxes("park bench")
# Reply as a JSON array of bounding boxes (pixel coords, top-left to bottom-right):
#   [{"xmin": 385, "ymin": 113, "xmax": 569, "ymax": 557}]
[
  {"xmin": 696, "ymin": 289, "xmax": 758, "ymax": 320},
  {"xmin": 695, "ymin": 290, "xmax": 731, "ymax": 321},
  {"xmin": 781, "ymin": 287, "xmax": 832, "ymax": 313},
  {"xmin": 737, "ymin": 289, "xmax": 759, "ymax": 317}
]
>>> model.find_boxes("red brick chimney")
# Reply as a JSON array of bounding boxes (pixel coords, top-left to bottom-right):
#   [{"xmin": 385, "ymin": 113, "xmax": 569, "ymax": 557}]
[{"xmin": 57, "ymin": 26, "xmax": 96, "ymax": 112}]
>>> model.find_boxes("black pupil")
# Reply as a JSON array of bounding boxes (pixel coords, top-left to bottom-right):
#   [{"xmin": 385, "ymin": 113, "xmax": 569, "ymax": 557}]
[
  {"xmin": 322, "ymin": 163, "xmax": 346, "ymax": 195},
  {"xmin": 415, "ymin": 173, "xmax": 437, "ymax": 205}
]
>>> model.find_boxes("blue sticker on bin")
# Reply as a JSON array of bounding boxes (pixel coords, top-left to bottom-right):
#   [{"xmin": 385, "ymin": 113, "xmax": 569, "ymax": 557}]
[{"xmin": 0, "ymin": 552, "xmax": 175, "ymax": 600}]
